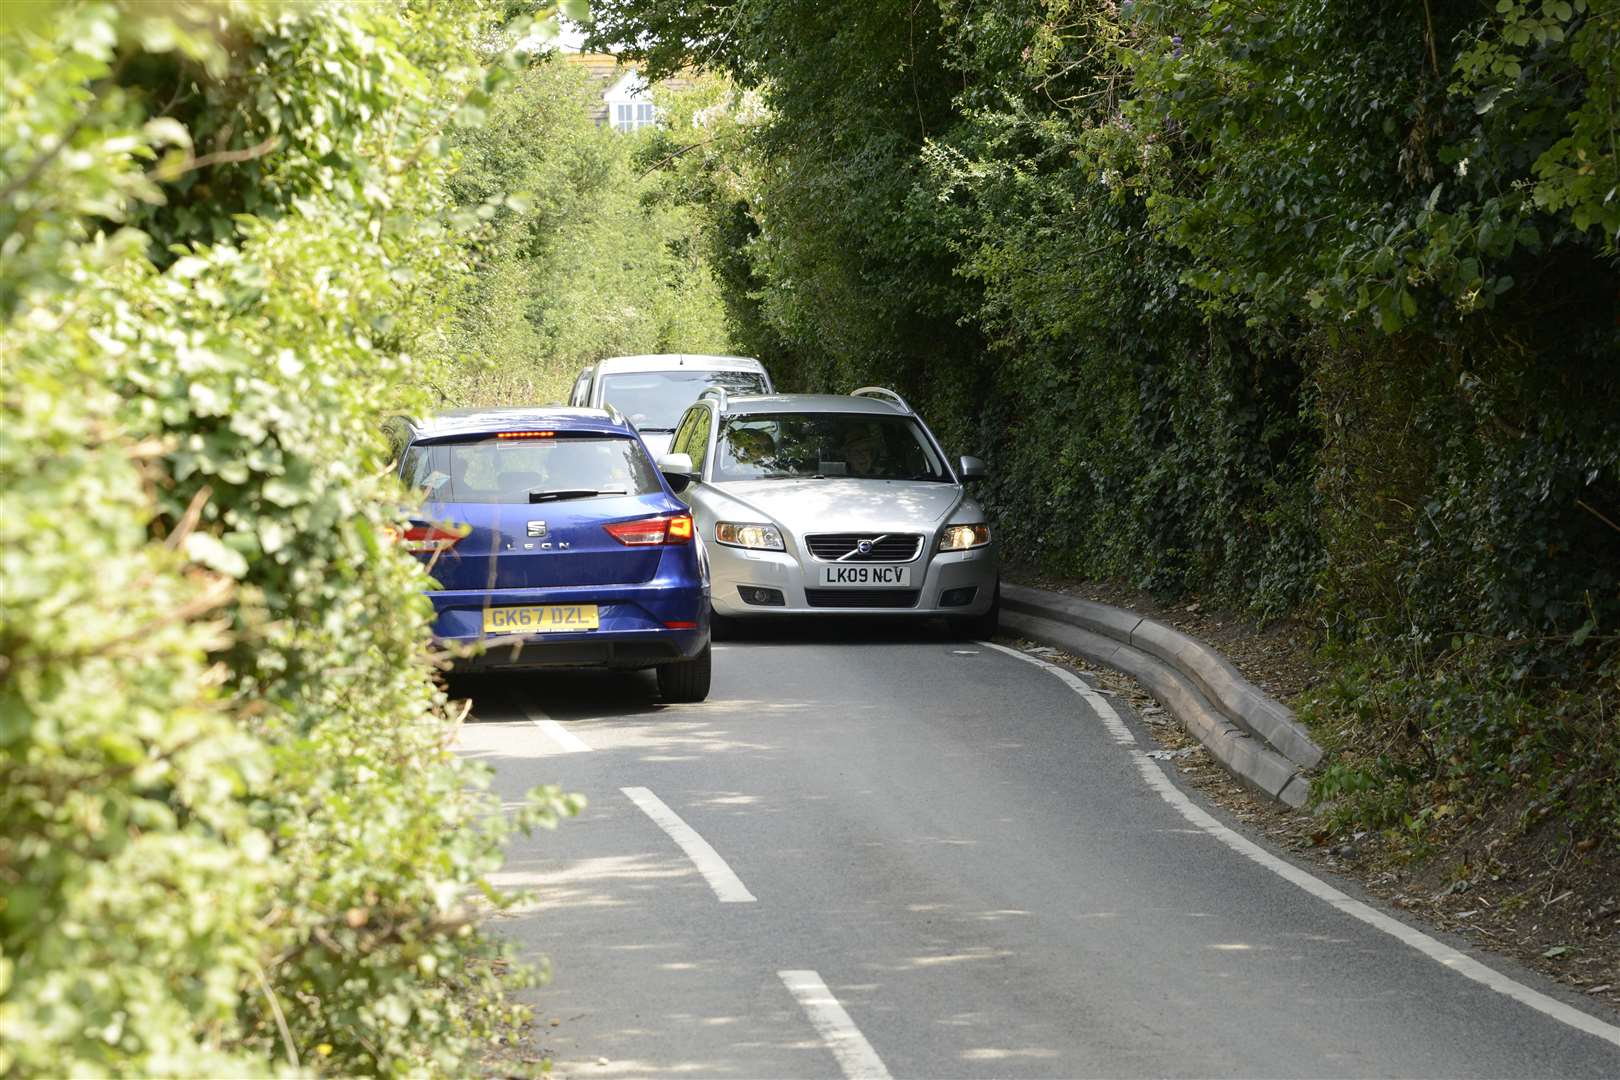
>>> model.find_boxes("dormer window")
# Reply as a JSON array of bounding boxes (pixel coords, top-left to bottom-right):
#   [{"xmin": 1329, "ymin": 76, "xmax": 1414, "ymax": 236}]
[
  {"xmin": 614, "ymin": 101, "xmax": 656, "ymax": 132},
  {"xmin": 603, "ymin": 68, "xmax": 658, "ymax": 132}
]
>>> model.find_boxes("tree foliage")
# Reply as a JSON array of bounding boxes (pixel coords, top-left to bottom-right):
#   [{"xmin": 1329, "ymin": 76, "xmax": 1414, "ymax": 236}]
[{"xmin": 440, "ymin": 58, "xmax": 735, "ymax": 407}]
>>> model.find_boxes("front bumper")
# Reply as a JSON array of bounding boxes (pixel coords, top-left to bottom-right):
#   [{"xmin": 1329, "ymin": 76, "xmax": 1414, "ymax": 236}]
[
  {"xmin": 429, "ymin": 580, "xmax": 709, "ymax": 671},
  {"xmin": 708, "ymin": 543, "xmax": 998, "ymax": 617}
]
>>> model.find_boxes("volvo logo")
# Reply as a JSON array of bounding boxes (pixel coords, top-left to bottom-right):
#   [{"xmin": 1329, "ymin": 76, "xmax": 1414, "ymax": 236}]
[
  {"xmin": 856, "ymin": 539, "xmax": 874, "ymax": 555},
  {"xmin": 527, "ymin": 520, "xmax": 548, "ymax": 538}
]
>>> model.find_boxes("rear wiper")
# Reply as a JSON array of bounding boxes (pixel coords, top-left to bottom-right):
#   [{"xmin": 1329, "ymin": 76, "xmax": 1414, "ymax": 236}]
[{"xmin": 527, "ymin": 488, "xmax": 627, "ymax": 503}]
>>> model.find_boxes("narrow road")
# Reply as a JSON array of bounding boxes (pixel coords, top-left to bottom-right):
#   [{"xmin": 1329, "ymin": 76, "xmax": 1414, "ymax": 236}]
[{"xmin": 454, "ymin": 624, "xmax": 1620, "ymax": 1078}]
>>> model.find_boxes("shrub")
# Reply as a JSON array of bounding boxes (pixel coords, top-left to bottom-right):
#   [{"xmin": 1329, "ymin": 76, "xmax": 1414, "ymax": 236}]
[{"xmin": 1, "ymin": 3, "xmax": 579, "ymax": 1073}]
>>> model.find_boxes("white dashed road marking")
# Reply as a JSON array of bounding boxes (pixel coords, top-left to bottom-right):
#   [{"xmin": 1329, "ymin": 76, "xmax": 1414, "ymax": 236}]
[
  {"xmin": 621, "ymin": 786, "xmax": 757, "ymax": 903},
  {"xmin": 779, "ymin": 969, "xmax": 893, "ymax": 1080},
  {"xmin": 517, "ymin": 700, "xmax": 592, "ymax": 753},
  {"xmin": 990, "ymin": 639, "xmax": 1620, "ymax": 1050}
]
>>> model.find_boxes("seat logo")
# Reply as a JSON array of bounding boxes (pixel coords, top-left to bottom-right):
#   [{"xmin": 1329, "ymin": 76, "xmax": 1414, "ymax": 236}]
[{"xmin": 527, "ymin": 521, "xmax": 548, "ymax": 538}]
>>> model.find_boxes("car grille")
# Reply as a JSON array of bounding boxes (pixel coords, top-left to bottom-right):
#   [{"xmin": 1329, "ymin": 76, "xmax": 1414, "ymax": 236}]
[
  {"xmin": 804, "ymin": 589, "xmax": 921, "ymax": 609},
  {"xmin": 804, "ymin": 533, "xmax": 922, "ymax": 562}
]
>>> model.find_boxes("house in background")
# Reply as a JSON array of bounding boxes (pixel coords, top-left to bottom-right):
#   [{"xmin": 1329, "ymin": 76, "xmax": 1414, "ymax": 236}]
[{"xmin": 564, "ymin": 50, "xmax": 689, "ymax": 132}]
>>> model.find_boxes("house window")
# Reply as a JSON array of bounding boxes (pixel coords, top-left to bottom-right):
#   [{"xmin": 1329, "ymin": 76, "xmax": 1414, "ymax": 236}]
[{"xmin": 612, "ymin": 101, "xmax": 657, "ymax": 133}]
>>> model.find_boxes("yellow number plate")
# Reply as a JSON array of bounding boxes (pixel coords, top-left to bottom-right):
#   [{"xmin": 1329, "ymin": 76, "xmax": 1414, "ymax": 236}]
[{"xmin": 483, "ymin": 605, "xmax": 599, "ymax": 634}]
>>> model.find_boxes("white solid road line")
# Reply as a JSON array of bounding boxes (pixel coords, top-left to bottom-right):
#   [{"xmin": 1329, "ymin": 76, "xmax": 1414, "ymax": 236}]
[
  {"xmin": 778, "ymin": 970, "xmax": 893, "ymax": 1080},
  {"xmin": 981, "ymin": 641, "xmax": 1135, "ymax": 744},
  {"xmin": 989, "ymin": 639, "xmax": 1620, "ymax": 1051},
  {"xmin": 516, "ymin": 700, "xmax": 592, "ymax": 753},
  {"xmin": 621, "ymin": 786, "xmax": 757, "ymax": 903}
]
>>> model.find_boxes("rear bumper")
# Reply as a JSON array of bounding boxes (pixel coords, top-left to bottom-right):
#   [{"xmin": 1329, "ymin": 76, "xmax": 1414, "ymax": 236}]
[
  {"xmin": 429, "ymin": 580, "xmax": 708, "ymax": 671},
  {"xmin": 449, "ymin": 630, "xmax": 705, "ymax": 672}
]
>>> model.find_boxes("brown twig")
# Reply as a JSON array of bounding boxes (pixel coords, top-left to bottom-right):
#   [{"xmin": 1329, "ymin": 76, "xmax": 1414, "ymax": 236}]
[
  {"xmin": 149, "ymin": 134, "xmax": 282, "ymax": 180},
  {"xmin": 1420, "ymin": 0, "xmax": 1441, "ymax": 77},
  {"xmin": 1576, "ymin": 498, "xmax": 1620, "ymax": 536},
  {"xmin": 254, "ymin": 960, "xmax": 301, "ymax": 1070},
  {"xmin": 0, "ymin": 113, "xmax": 95, "ymax": 207},
  {"xmin": 0, "ymin": 55, "xmax": 131, "ymax": 229},
  {"xmin": 164, "ymin": 484, "xmax": 214, "ymax": 549},
  {"xmin": 637, "ymin": 132, "xmax": 736, "ymax": 179}
]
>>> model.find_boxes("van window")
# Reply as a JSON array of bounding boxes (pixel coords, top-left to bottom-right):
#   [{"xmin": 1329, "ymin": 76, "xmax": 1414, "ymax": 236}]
[{"xmin": 600, "ymin": 370, "xmax": 768, "ymax": 433}]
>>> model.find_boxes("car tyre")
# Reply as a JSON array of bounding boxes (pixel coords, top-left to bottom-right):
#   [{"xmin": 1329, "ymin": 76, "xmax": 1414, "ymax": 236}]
[
  {"xmin": 657, "ymin": 643, "xmax": 712, "ymax": 703},
  {"xmin": 950, "ymin": 583, "xmax": 1000, "ymax": 641}
]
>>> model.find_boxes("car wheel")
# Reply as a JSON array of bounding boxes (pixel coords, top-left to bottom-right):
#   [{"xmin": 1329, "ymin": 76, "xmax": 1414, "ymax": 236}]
[
  {"xmin": 950, "ymin": 583, "xmax": 1000, "ymax": 641},
  {"xmin": 657, "ymin": 643, "xmax": 712, "ymax": 703}
]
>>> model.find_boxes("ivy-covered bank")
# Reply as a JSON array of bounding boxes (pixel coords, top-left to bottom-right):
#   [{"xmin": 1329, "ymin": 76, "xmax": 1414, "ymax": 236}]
[
  {"xmin": 591, "ymin": 0, "xmax": 1620, "ymax": 843},
  {"xmin": 0, "ymin": 3, "xmax": 580, "ymax": 1075}
]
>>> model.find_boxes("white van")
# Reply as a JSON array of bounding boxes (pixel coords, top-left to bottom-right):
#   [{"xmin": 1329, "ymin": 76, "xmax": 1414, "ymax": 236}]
[{"xmin": 570, "ymin": 354, "xmax": 774, "ymax": 456}]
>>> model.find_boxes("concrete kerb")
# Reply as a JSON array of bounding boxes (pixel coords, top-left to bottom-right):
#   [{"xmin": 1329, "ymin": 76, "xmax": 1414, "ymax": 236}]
[{"xmin": 1000, "ymin": 585, "xmax": 1316, "ymax": 809}]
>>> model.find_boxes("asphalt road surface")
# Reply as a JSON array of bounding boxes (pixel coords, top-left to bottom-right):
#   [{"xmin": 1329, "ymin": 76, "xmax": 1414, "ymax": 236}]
[{"xmin": 453, "ymin": 622, "xmax": 1620, "ymax": 1079}]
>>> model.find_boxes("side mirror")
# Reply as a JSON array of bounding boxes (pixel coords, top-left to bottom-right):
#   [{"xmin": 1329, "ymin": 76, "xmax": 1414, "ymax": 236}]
[
  {"xmin": 958, "ymin": 455, "xmax": 987, "ymax": 481},
  {"xmin": 657, "ymin": 452, "xmax": 698, "ymax": 492}
]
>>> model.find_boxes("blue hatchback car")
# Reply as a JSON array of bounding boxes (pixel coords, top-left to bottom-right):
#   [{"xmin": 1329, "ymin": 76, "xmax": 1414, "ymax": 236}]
[{"xmin": 385, "ymin": 407, "xmax": 712, "ymax": 701}]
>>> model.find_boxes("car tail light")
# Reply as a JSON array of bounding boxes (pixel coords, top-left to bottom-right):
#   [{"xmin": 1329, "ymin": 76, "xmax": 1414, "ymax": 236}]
[
  {"xmin": 399, "ymin": 525, "xmax": 464, "ymax": 553},
  {"xmin": 496, "ymin": 431, "xmax": 555, "ymax": 439},
  {"xmin": 604, "ymin": 513, "xmax": 694, "ymax": 546}
]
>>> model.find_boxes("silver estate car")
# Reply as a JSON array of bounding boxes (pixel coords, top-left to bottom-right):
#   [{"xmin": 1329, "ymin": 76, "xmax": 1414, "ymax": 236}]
[{"xmin": 658, "ymin": 387, "xmax": 999, "ymax": 637}]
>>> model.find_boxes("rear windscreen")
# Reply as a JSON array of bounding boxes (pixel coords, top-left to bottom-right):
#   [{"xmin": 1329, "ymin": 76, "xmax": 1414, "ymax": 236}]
[{"xmin": 403, "ymin": 435, "xmax": 662, "ymax": 504}]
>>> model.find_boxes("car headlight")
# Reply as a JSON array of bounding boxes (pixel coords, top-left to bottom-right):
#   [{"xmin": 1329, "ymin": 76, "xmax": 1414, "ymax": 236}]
[
  {"xmin": 938, "ymin": 523, "xmax": 991, "ymax": 551},
  {"xmin": 715, "ymin": 521, "xmax": 785, "ymax": 550}
]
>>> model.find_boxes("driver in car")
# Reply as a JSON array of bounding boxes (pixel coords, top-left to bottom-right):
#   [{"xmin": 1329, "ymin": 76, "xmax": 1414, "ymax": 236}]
[{"xmin": 842, "ymin": 425, "xmax": 887, "ymax": 478}]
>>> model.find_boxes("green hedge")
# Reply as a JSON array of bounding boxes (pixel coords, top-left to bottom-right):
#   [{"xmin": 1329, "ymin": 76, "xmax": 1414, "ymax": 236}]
[{"xmin": 1, "ymin": 3, "xmax": 577, "ymax": 1074}]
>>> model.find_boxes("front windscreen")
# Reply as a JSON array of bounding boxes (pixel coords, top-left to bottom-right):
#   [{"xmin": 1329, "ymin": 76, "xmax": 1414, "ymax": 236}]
[
  {"xmin": 713, "ymin": 413, "xmax": 950, "ymax": 483},
  {"xmin": 600, "ymin": 370, "xmax": 768, "ymax": 432},
  {"xmin": 403, "ymin": 435, "xmax": 661, "ymax": 504}
]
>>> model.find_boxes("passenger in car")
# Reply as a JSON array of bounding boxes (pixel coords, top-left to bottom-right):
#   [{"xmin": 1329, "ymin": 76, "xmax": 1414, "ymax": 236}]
[{"xmin": 727, "ymin": 427, "xmax": 777, "ymax": 474}]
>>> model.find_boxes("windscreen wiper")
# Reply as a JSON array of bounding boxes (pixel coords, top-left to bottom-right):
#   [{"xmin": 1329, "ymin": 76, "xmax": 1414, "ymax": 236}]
[{"xmin": 527, "ymin": 488, "xmax": 627, "ymax": 503}]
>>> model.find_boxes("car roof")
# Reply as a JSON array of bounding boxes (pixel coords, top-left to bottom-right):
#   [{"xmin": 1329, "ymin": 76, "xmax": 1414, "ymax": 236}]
[
  {"xmin": 718, "ymin": 393, "xmax": 911, "ymax": 417},
  {"xmin": 593, "ymin": 354, "xmax": 767, "ymax": 375},
  {"xmin": 412, "ymin": 406, "xmax": 634, "ymax": 441}
]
